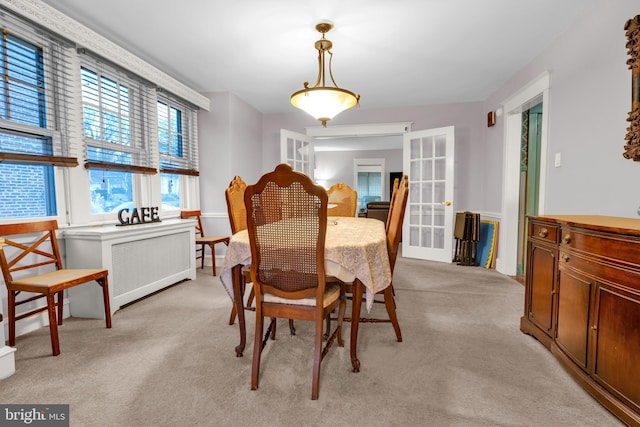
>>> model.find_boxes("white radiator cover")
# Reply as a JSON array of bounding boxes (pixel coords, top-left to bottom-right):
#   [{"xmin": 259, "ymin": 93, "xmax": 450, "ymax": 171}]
[
  {"xmin": 64, "ymin": 219, "xmax": 196, "ymax": 316},
  {"xmin": 112, "ymin": 231, "xmax": 191, "ymax": 298}
]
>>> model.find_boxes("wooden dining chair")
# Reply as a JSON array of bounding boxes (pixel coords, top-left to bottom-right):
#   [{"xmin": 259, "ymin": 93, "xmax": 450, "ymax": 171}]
[
  {"xmin": 225, "ymin": 176, "xmax": 248, "ymax": 235},
  {"xmin": 0, "ymin": 220, "xmax": 112, "ymax": 356},
  {"xmin": 180, "ymin": 210, "xmax": 230, "ymax": 276},
  {"xmin": 386, "ymin": 177, "xmax": 401, "ymax": 232},
  {"xmin": 327, "ymin": 182, "xmax": 357, "ymax": 217},
  {"xmin": 338, "ymin": 174, "xmax": 408, "ymax": 342},
  {"xmin": 246, "ymin": 163, "xmax": 346, "ymax": 400},
  {"xmin": 225, "ymin": 176, "xmax": 252, "ymax": 325},
  {"xmin": 225, "ymin": 175, "xmax": 297, "ymax": 335}
]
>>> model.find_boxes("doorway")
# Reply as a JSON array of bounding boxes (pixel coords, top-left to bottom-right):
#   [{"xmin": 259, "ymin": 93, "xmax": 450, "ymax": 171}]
[
  {"xmin": 516, "ymin": 102, "xmax": 543, "ymax": 277},
  {"xmin": 354, "ymin": 158, "xmax": 385, "ymax": 213},
  {"xmin": 499, "ymin": 72, "xmax": 550, "ymax": 276}
]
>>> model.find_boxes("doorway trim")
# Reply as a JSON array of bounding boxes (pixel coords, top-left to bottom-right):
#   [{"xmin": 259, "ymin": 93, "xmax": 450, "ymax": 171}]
[{"xmin": 498, "ymin": 71, "xmax": 550, "ymax": 276}]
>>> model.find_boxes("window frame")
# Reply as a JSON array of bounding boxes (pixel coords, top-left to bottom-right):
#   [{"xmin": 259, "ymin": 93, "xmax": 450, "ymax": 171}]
[
  {"xmin": 79, "ymin": 61, "xmax": 156, "ymax": 174},
  {"xmin": 156, "ymin": 92, "xmax": 199, "ymax": 212},
  {"xmin": 0, "ymin": 14, "xmax": 74, "ymax": 222},
  {"xmin": 79, "ymin": 53, "xmax": 159, "ymax": 220}
]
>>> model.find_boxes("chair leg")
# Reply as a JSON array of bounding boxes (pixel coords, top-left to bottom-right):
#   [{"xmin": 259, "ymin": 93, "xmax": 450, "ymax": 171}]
[
  {"xmin": 228, "ymin": 304, "xmax": 238, "ymax": 325},
  {"xmin": 324, "ymin": 311, "xmax": 332, "ymax": 340},
  {"xmin": 246, "ymin": 286, "xmax": 255, "ymax": 307},
  {"xmin": 209, "ymin": 243, "xmax": 217, "ymax": 276},
  {"xmin": 270, "ymin": 318, "xmax": 277, "ymax": 340},
  {"xmin": 251, "ymin": 309, "xmax": 264, "ymax": 391},
  {"xmin": 311, "ymin": 317, "xmax": 324, "ymax": 400},
  {"xmin": 8, "ymin": 291, "xmax": 16, "ymax": 347},
  {"xmin": 200, "ymin": 244, "xmax": 205, "ymax": 270},
  {"xmin": 57, "ymin": 290, "xmax": 64, "ymax": 325},
  {"xmin": 46, "ymin": 293, "xmax": 61, "ymax": 356},
  {"xmin": 288, "ymin": 319, "xmax": 296, "ymax": 336},
  {"xmin": 100, "ymin": 277, "xmax": 112, "ymax": 329},
  {"xmin": 229, "ymin": 280, "xmax": 244, "ymax": 325},
  {"xmin": 337, "ymin": 295, "xmax": 347, "ymax": 347},
  {"xmin": 229, "ymin": 282, "xmax": 256, "ymax": 324},
  {"xmin": 383, "ymin": 286, "xmax": 402, "ymax": 342}
]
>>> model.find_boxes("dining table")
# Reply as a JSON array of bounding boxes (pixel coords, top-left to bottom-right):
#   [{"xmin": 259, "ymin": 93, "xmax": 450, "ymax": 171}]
[{"xmin": 219, "ymin": 216, "xmax": 392, "ymax": 372}]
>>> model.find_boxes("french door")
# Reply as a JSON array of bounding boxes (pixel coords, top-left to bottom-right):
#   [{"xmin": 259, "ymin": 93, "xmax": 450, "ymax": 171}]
[
  {"xmin": 402, "ymin": 126, "xmax": 455, "ymax": 263},
  {"xmin": 280, "ymin": 129, "xmax": 314, "ymax": 178}
]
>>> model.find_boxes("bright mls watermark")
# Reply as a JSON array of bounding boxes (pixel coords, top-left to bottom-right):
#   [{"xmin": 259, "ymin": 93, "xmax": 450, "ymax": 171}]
[{"xmin": 0, "ymin": 405, "xmax": 69, "ymax": 426}]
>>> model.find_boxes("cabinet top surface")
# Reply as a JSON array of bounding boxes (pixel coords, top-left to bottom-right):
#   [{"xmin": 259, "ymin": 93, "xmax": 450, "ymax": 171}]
[
  {"xmin": 533, "ymin": 215, "xmax": 640, "ymax": 234},
  {"xmin": 62, "ymin": 218, "xmax": 194, "ymax": 238}
]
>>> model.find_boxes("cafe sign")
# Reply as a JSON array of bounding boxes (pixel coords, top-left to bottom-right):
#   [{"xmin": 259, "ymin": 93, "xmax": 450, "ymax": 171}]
[{"xmin": 117, "ymin": 206, "xmax": 161, "ymax": 226}]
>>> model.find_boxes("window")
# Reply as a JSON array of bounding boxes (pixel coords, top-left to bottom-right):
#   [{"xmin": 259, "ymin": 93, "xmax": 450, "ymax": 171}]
[
  {"xmin": 357, "ymin": 172, "xmax": 382, "ymax": 211},
  {"xmin": 157, "ymin": 100, "xmax": 182, "ymax": 209},
  {"xmin": 157, "ymin": 92, "xmax": 199, "ymax": 210},
  {"xmin": 354, "ymin": 159, "xmax": 385, "ymax": 212},
  {"xmin": 80, "ymin": 54, "xmax": 156, "ymax": 214},
  {"xmin": 0, "ymin": 13, "xmax": 76, "ymax": 220}
]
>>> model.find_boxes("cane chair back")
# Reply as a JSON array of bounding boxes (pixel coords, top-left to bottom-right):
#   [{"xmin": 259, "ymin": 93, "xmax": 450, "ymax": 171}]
[
  {"xmin": 0, "ymin": 220, "xmax": 112, "ymax": 356},
  {"xmin": 327, "ymin": 182, "xmax": 357, "ymax": 217},
  {"xmin": 245, "ymin": 163, "xmax": 346, "ymax": 400}
]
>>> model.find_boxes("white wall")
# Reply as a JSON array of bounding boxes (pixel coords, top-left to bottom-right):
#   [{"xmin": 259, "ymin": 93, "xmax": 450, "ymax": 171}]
[
  {"xmin": 482, "ymin": 0, "xmax": 640, "ymax": 217},
  {"xmin": 197, "ymin": 92, "xmax": 263, "ymax": 241},
  {"xmin": 315, "ymin": 148, "xmax": 402, "ymax": 199}
]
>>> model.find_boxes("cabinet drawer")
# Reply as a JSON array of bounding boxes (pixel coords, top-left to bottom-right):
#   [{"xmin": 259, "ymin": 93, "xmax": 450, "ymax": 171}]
[
  {"xmin": 529, "ymin": 221, "xmax": 559, "ymax": 243},
  {"xmin": 559, "ymin": 249, "xmax": 640, "ymax": 294},
  {"xmin": 562, "ymin": 226, "xmax": 640, "ymax": 268}
]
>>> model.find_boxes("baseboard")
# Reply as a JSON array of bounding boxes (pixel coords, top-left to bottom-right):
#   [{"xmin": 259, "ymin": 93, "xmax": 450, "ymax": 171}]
[{"xmin": 0, "ymin": 345, "xmax": 16, "ymax": 379}]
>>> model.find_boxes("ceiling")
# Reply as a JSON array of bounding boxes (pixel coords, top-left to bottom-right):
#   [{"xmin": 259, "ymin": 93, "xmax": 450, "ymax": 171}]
[{"xmin": 39, "ymin": 0, "xmax": 597, "ymax": 114}]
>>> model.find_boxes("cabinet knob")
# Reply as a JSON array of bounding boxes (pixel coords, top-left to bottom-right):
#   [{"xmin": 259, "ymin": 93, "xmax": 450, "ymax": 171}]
[
  {"xmin": 561, "ymin": 254, "xmax": 570, "ymax": 262},
  {"xmin": 538, "ymin": 228, "xmax": 548, "ymax": 238},
  {"xmin": 562, "ymin": 234, "xmax": 571, "ymax": 244}
]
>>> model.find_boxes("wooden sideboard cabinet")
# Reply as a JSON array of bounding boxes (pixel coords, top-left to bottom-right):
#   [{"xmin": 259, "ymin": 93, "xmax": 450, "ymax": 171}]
[
  {"xmin": 522, "ymin": 215, "xmax": 640, "ymax": 427},
  {"xmin": 520, "ymin": 218, "xmax": 559, "ymax": 347}
]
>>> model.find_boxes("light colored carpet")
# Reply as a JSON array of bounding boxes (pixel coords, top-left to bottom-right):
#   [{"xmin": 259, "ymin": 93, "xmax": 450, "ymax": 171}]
[{"xmin": 0, "ymin": 257, "xmax": 624, "ymax": 426}]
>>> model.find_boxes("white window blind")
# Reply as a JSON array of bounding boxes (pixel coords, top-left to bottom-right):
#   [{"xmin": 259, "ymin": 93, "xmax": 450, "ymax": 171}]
[
  {"xmin": 79, "ymin": 50, "xmax": 156, "ymax": 174},
  {"xmin": 0, "ymin": 8, "xmax": 77, "ymax": 167},
  {"xmin": 157, "ymin": 91, "xmax": 199, "ymax": 176}
]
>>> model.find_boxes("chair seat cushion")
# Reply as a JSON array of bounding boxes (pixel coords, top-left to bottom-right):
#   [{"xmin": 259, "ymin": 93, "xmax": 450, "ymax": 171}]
[
  {"xmin": 10, "ymin": 269, "xmax": 106, "ymax": 290},
  {"xmin": 263, "ymin": 283, "xmax": 341, "ymax": 307}
]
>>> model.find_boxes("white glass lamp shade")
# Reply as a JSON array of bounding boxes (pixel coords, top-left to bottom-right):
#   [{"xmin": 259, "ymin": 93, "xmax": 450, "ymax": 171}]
[{"xmin": 291, "ymin": 87, "xmax": 359, "ymax": 125}]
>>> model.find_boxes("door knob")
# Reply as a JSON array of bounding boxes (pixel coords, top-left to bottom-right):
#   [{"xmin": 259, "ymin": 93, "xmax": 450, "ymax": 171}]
[{"xmin": 441, "ymin": 201, "xmax": 452, "ymax": 206}]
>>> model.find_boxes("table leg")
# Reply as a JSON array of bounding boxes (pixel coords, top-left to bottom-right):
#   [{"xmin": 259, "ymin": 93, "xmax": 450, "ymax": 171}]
[
  {"xmin": 232, "ymin": 265, "xmax": 246, "ymax": 357},
  {"xmin": 350, "ymin": 279, "xmax": 363, "ymax": 373}
]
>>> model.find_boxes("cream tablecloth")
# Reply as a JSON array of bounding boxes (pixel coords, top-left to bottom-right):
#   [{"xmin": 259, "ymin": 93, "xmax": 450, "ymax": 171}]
[{"xmin": 219, "ymin": 217, "xmax": 391, "ymax": 312}]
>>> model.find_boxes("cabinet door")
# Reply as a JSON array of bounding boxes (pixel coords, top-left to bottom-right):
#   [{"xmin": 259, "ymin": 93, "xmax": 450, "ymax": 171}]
[
  {"xmin": 555, "ymin": 266, "xmax": 593, "ymax": 370},
  {"xmin": 527, "ymin": 242, "xmax": 556, "ymax": 336},
  {"xmin": 591, "ymin": 284, "xmax": 640, "ymax": 411}
]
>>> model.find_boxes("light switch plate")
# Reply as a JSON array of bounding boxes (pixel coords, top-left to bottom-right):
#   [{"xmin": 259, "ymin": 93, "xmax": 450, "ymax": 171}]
[{"xmin": 554, "ymin": 152, "xmax": 562, "ymax": 167}]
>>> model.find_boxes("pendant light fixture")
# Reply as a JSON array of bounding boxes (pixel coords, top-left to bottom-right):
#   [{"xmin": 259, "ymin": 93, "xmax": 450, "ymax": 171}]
[{"xmin": 290, "ymin": 22, "xmax": 360, "ymax": 127}]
